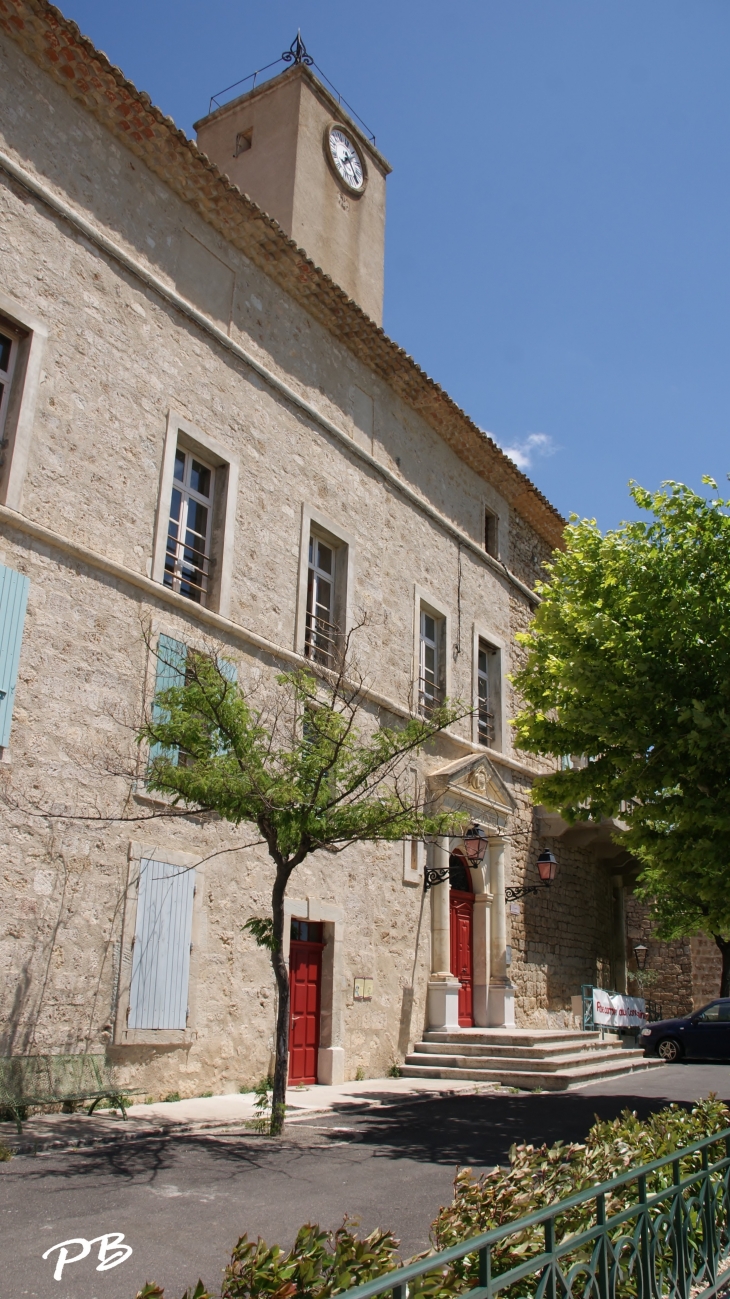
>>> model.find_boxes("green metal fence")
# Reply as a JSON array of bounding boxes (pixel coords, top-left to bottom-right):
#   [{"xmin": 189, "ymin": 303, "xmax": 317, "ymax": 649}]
[{"xmin": 338, "ymin": 1128, "xmax": 730, "ymax": 1299}]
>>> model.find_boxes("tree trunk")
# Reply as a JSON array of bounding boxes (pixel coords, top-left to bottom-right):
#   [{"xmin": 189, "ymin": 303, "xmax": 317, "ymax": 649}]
[
  {"xmin": 269, "ymin": 864, "xmax": 291, "ymax": 1136},
  {"xmin": 713, "ymin": 934, "xmax": 730, "ymax": 998}
]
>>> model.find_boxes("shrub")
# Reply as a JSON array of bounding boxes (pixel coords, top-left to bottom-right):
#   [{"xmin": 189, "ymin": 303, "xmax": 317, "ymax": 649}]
[
  {"xmin": 246, "ymin": 1076, "xmax": 274, "ymax": 1133},
  {"xmin": 220, "ymin": 1222, "xmax": 400, "ymax": 1298},
  {"xmin": 164, "ymin": 1092, "xmax": 181, "ymax": 1104},
  {"xmin": 0, "ymin": 1143, "xmax": 12, "ymax": 1162},
  {"xmin": 387, "ymin": 1064, "xmax": 401, "ymax": 1079},
  {"xmin": 422, "ymin": 1096, "xmax": 730, "ymax": 1299}
]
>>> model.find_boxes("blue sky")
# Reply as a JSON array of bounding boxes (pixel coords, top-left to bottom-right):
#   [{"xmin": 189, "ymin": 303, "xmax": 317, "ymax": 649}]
[{"xmin": 62, "ymin": 1, "xmax": 730, "ymax": 528}]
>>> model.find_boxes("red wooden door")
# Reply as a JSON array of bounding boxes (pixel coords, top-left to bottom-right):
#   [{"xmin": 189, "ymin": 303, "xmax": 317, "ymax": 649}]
[
  {"xmin": 450, "ymin": 892, "xmax": 474, "ymax": 1027},
  {"xmin": 288, "ymin": 939, "xmax": 323, "ymax": 1084}
]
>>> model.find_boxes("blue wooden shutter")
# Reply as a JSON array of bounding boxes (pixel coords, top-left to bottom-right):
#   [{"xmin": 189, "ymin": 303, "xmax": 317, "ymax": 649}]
[
  {"xmin": 149, "ymin": 634, "xmax": 187, "ymax": 767},
  {"xmin": 218, "ymin": 656, "xmax": 237, "ymax": 684},
  {"xmin": 128, "ymin": 858, "xmax": 196, "ymax": 1030},
  {"xmin": 216, "ymin": 657, "xmax": 237, "ymax": 753},
  {"xmin": 0, "ymin": 564, "xmax": 30, "ymax": 747}
]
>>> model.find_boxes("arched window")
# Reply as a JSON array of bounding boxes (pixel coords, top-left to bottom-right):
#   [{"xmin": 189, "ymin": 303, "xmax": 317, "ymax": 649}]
[{"xmin": 449, "ymin": 852, "xmax": 472, "ymax": 893}]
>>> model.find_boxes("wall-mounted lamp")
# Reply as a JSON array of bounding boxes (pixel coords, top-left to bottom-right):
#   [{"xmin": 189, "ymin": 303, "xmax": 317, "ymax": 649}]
[
  {"xmin": 505, "ymin": 850, "xmax": 558, "ymax": 902},
  {"xmin": 462, "ymin": 824, "xmax": 489, "ymax": 864},
  {"xmin": 634, "ymin": 943, "xmax": 649, "ymax": 971}
]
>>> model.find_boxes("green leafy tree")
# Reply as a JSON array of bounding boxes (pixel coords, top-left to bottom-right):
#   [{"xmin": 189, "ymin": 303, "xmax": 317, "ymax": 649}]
[
  {"xmin": 140, "ymin": 639, "xmax": 467, "ymax": 1134},
  {"xmin": 512, "ymin": 479, "xmax": 730, "ymax": 995}
]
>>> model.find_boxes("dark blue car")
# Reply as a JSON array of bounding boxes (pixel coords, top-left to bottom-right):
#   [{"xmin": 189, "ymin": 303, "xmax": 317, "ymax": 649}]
[{"xmin": 641, "ymin": 998, "xmax": 730, "ymax": 1062}]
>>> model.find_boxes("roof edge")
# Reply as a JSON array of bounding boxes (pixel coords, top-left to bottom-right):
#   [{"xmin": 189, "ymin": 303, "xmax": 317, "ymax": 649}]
[{"xmin": 0, "ymin": 0, "xmax": 566, "ymax": 550}]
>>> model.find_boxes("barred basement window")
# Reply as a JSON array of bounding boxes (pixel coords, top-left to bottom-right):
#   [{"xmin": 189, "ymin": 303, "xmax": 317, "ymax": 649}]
[{"xmin": 164, "ymin": 448, "xmax": 215, "ymax": 605}]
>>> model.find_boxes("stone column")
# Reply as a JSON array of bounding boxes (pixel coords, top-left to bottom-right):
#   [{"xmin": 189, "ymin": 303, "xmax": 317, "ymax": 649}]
[
  {"xmin": 487, "ymin": 836, "xmax": 515, "ymax": 1026},
  {"xmin": 427, "ymin": 837, "xmax": 460, "ymax": 1030},
  {"xmin": 612, "ymin": 874, "xmax": 627, "ymax": 994},
  {"xmin": 472, "ymin": 889, "xmax": 492, "ymax": 1026}
]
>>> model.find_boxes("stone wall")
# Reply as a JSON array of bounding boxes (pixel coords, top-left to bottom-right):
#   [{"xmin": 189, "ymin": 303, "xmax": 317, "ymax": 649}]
[
  {"xmin": 624, "ymin": 893, "xmax": 723, "ymax": 1020},
  {"xmin": 0, "ymin": 34, "xmax": 602, "ymax": 1096},
  {"xmin": 508, "ymin": 798, "xmax": 614, "ymax": 1028},
  {"xmin": 690, "ymin": 935, "xmax": 722, "ymax": 1009}
]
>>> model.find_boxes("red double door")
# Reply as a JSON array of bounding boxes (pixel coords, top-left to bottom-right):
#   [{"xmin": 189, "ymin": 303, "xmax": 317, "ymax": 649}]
[
  {"xmin": 450, "ymin": 875, "xmax": 475, "ymax": 1028},
  {"xmin": 288, "ymin": 927, "xmax": 323, "ymax": 1085}
]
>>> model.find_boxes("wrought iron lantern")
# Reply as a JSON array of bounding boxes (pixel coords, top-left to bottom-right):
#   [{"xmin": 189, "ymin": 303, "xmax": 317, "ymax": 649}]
[
  {"xmin": 634, "ymin": 942, "xmax": 649, "ymax": 971},
  {"xmin": 537, "ymin": 850, "xmax": 558, "ymax": 886},
  {"xmin": 462, "ymin": 824, "xmax": 489, "ymax": 864},
  {"xmin": 505, "ymin": 849, "xmax": 558, "ymax": 901}
]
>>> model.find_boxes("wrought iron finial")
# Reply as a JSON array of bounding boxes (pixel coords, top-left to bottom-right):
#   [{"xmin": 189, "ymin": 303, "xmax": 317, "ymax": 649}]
[{"xmin": 282, "ymin": 31, "xmax": 313, "ymax": 67}]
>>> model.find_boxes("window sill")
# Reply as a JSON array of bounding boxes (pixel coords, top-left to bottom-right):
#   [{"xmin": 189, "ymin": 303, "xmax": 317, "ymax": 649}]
[
  {"xmin": 114, "ymin": 1029, "xmax": 196, "ymax": 1047},
  {"xmin": 132, "ymin": 782, "xmax": 218, "ymax": 819}
]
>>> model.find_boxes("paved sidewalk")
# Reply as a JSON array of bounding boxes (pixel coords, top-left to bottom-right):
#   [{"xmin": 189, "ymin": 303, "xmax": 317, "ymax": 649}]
[{"xmin": 0, "ymin": 1075, "xmax": 493, "ymax": 1154}]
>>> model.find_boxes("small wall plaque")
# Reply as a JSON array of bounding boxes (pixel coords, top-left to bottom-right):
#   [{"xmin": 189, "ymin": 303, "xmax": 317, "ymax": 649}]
[{"xmin": 354, "ymin": 978, "xmax": 373, "ymax": 1001}]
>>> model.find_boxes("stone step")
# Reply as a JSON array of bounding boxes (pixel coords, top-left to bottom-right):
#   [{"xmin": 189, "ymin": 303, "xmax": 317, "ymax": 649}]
[
  {"xmin": 400, "ymin": 1054, "xmax": 664, "ymax": 1092},
  {"xmin": 424, "ymin": 1030, "xmax": 604, "ymax": 1048},
  {"xmin": 407, "ymin": 1046, "xmax": 646, "ymax": 1073},
  {"xmin": 415, "ymin": 1039, "xmax": 622, "ymax": 1060}
]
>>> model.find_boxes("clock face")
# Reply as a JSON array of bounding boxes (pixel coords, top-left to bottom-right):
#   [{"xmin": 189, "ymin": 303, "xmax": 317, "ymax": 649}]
[{"xmin": 328, "ymin": 127, "xmax": 365, "ymax": 192}]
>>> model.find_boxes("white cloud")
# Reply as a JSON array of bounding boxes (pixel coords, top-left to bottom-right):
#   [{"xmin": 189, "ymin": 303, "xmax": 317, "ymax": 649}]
[{"xmin": 498, "ymin": 432, "xmax": 556, "ymax": 471}]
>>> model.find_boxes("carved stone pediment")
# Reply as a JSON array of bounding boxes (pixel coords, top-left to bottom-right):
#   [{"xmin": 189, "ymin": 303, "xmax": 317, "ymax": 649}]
[{"xmin": 426, "ymin": 752, "xmax": 516, "ymax": 824}]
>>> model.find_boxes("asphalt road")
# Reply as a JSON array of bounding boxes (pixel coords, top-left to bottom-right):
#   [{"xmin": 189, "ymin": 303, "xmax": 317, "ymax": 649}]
[{"xmin": 3, "ymin": 1063, "xmax": 729, "ymax": 1299}]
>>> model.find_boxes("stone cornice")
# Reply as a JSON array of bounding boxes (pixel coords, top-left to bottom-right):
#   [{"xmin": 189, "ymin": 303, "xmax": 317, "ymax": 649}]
[
  {"xmin": 0, "ymin": 144, "xmax": 541, "ymax": 609},
  {"xmin": 0, "ymin": 0, "xmax": 566, "ymax": 551},
  {"xmin": 0, "ymin": 501, "xmax": 548, "ymax": 782}
]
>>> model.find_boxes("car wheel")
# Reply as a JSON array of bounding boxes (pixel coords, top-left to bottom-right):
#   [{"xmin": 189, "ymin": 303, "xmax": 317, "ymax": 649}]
[{"xmin": 657, "ymin": 1037, "xmax": 683, "ymax": 1063}]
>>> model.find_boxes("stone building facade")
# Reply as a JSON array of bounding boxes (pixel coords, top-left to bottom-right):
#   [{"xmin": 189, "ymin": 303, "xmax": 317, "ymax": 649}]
[{"xmin": 0, "ymin": 2, "xmax": 719, "ymax": 1099}]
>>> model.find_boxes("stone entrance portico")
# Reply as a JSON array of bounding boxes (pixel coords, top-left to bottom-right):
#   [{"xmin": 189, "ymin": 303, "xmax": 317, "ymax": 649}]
[{"xmin": 425, "ymin": 754, "xmax": 517, "ymax": 1032}]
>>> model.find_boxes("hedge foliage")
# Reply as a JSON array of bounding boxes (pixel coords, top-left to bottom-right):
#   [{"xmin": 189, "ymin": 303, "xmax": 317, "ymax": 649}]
[{"xmin": 134, "ymin": 1096, "xmax": 730, "ymax": 1299}]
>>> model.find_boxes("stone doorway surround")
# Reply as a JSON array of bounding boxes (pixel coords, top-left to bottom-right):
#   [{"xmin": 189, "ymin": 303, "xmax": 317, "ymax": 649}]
[
  {"xmin": 283, "ymin": 895, "xmax": 345, "ymax": 1085},
  {"xmin": 425, "ymin": 754, "xmax": 517, "ymax": 1031}
]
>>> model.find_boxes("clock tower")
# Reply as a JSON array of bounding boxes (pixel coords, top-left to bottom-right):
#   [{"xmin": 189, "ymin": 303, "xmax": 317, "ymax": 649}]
[{"xmin": 194, "ymin": 42, "xmax": 391, "ymax": 324}]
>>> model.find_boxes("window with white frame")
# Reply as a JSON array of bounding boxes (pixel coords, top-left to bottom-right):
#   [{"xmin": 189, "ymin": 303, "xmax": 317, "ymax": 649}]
[
  {"xmin": 164, "ymin": 447, "xmax": 215, "ymax": 605},
  {"xmin": 477, "ymin": 638, "xmax": 499, "ymax": 747},
  {"xmin": 0, "ymin": 326, "xmax": 19, "ymax": 461},
  {"xmin": 305, "ymin": 534, "xmax": 338, "ymax": 666},
  {"xmin": 419, "ymin": 609, "xmax": 444, "ymax": 716}
]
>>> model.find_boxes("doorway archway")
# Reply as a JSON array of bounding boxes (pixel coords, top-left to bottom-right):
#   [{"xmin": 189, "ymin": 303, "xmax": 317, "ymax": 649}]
[{"xmin": 449, "ymin": 852, "xmax": 474, "ymax": 1027}]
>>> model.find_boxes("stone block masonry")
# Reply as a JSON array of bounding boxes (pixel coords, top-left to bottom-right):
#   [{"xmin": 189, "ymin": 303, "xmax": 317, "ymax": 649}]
[{"xmin": 0, "ymin": 9, "xmax": 628, "ymax": 1097}]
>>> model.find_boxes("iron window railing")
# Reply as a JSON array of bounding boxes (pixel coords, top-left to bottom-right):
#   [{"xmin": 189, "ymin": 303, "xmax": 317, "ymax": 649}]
[
  {"xmin": 478, "ymin": 704, "xmax": 495, "ymax": 746},
  {"xmin": 304, "ymin": 610, "xmax": 339, "ymax": 667},
  {"xmin": 164, "ymin": 531, "xmax": 211, "ymax": 604},
  {"xmin": 335, "ymin": 1127, "xmax": 730, "ymax": 1299},
  {"xmin": 418, "ymin": 675, "xmax": 443, "ymax": 718}
]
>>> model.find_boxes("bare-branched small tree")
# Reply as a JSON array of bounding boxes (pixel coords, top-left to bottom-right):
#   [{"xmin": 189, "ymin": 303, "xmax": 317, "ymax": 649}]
[{"xmin": 140, "ymin": 634, "xmax": 468, "ymax": 1134}]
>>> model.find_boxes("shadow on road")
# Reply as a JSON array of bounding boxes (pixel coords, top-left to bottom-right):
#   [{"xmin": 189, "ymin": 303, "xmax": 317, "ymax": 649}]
[
  {"xmin": 296, "ymin": 1089, "xmax": 711, "ymax": 1167},
  {"xmin": 6, "ymin": 1084, "xmax": 728, "ymax": 1186}
]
